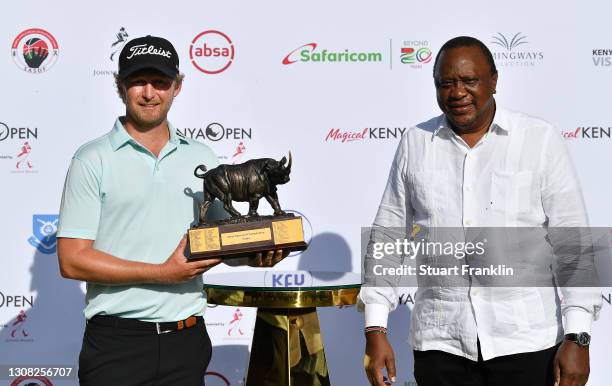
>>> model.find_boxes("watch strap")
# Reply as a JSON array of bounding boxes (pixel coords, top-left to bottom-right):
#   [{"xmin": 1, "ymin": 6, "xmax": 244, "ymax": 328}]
[{"xmin": 565, "ymin": 332, "xmax": 591, "ymax": 346}]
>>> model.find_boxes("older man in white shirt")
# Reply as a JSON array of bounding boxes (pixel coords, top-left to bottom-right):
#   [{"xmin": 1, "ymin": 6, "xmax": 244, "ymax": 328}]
[{"xmin": 359, "ymin": 36, "xmax": 601, "ymax": 386}]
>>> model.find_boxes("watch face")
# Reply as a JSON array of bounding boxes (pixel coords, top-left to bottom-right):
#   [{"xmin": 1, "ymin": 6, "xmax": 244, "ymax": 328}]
[{"xmin": 578, "ymin": 333, "xmax": 591, "ymax": 346}]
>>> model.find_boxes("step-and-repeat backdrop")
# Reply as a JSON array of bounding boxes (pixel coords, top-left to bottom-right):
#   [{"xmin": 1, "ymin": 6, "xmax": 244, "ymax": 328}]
[{"xmin": 2, "ymin": 1, "xmax": 611, "ymax": 385}]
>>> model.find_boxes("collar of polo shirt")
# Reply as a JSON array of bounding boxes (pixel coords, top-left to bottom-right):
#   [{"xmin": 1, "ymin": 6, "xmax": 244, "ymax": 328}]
[{"xmin": 108, "ymin": 118, "xmax": 187, "ymax": 152}]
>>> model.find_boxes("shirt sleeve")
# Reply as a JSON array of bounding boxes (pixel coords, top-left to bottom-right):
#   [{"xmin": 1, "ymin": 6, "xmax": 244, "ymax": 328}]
[
  {"xmin": 57, "ymin": 157, "xmax": 101, "ymax": 240},
  {"xmin": 358, "ymin": 132, "xmax": 414, "ymax": 328},
  {"xmin": 540, "ymin": 127, "xmax": 602, "ymax": 334}
]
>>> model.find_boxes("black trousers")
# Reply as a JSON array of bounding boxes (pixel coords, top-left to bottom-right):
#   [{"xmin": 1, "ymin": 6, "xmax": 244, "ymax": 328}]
[
  {"xmin": 414, "ymin": 341, "xmax": 560, "ymax": 386},
  {"xmin": 79, "ymin": 316, "xmax": 212, "ymax": 386}
]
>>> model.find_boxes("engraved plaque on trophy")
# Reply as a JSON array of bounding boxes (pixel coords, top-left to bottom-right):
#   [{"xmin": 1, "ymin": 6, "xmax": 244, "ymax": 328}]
[{"xmin": 187, "ymin": 153, "xmax": 307, "ymax": 260}]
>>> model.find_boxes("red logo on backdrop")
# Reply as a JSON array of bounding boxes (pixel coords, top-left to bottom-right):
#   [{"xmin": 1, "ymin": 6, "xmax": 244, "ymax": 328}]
[
  {"xmin": 227, "ymin": 308, "xmax": 244, "ymax": 336},
  {"xmin": 11, "ymin": 28, "xmax": 59, "ymax": 73},
  {"xmin": 189, "ymin": 30, "xmax": 234, "ymax": 74},
  {"xmin": 325, "ymin": 128, "xmax": 368, "ymax": 143},
  {"xmin": 10, "ymin": 310, "xmax": 29, "ymax": 338},
  {"xmin": 11, "ymin": 376, "xmax": 52, "ymax": 386},
  {"xmin": 15, "ymin": 141, "xmax": 34, "ymax": 170},
  {"xmin": 231, "ymin": 141, "xmax": 246, "ymax": 164}
]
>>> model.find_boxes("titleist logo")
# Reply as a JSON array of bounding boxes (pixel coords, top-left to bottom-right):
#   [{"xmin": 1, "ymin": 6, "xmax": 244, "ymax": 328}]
[{"xmin": 127, "ymin": 44, "xmax": 172, "ymax": 60}]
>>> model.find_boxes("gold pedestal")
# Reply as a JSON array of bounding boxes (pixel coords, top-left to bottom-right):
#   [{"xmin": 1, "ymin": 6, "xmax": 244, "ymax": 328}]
[
  {"xmin": 205, "ymin": 286, "xmax": 360, "ymax": 386},
  {"xmin": 247, "ymin": 308, "xmax": 329, "ymax": 386}
]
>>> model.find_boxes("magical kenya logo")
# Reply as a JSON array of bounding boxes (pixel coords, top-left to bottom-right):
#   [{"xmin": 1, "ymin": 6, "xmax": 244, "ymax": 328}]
[{"xmin": 325, "ymin": 127, "xmax": 406, "ymax": 143}]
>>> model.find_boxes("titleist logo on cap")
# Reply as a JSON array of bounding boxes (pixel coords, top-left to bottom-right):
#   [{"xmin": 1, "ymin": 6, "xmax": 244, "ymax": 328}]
[{"xmin": 127, "ymin": 44, "xmax": 172, "ymax": 60}]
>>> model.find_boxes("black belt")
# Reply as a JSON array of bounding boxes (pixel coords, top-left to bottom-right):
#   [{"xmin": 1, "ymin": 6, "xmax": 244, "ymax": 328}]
[{"xmin": 89, "ymin": 314, "xmax": 203, "ymax": 334}]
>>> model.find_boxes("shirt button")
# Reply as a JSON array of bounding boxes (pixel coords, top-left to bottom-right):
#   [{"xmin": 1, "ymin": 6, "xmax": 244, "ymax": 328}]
[
  {"xmin": 465, "ymin": 185, "xmax": 472, "ymax": 192},
  {"xmin": 472, "ymin": 288, "xmax": 480, "ymax": 296},
  {"xmin": 464, "ymin": 219, "xmax": 473, "ymax": 226}
]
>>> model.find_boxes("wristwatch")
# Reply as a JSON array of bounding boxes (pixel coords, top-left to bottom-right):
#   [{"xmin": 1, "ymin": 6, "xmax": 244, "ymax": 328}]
[{"xmin": 565, "ymin": 332, "xmax": 591, "ymax": 347}]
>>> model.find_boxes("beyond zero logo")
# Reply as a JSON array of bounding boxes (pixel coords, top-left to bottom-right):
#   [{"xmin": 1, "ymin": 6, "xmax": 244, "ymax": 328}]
[
  {"xmin": 11, "ymin": 28, "xmax": 59, "ymax": 73},
  {"xmin": 400, "ymin": 47, "xmax": 432, "ymax": 64},
  {"xmin": 190, "ymin": 30, "xmax": 234, "ymax": 74},
  {"xmin": 264, "ymin": 271, "xmax": 313, "ymax": 288},
  {"xmin": 400, "ymin": 40, "xmax": 432, "ymax": 67}
]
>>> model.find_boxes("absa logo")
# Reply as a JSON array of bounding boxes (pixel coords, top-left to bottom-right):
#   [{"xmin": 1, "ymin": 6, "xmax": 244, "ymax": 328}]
[{"xmin": 190, "ymin": 30, "xmax": 235, "ymax": 74}]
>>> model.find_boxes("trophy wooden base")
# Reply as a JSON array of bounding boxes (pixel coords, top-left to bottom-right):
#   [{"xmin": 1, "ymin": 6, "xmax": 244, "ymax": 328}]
[{"xmin": 187, "ymin": 214, "xmax": 307, "ymax": 260}]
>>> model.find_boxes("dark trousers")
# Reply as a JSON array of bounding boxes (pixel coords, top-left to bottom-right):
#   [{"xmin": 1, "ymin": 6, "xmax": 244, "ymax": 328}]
[
  {"xmin": 414, "ymin": 341, "xmax": 560, "ymax": 386},
  {"xmin": 79, "ymin": 316, "xmax": 212, "ymax": 386}
]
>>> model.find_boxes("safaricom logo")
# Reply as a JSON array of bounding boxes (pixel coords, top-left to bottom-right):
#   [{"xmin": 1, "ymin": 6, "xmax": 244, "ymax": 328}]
[{"xmin": 282, "ymin": 42, "xmax": 383, "ymax": 65}]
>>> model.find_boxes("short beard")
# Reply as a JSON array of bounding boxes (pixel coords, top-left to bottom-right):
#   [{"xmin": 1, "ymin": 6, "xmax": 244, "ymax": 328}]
[
  {"xmin": 126, "ymin": 102, "xmax": 172, "ymax": 132},
  {"xmin": 127, "ymin": 111, "xmax": 164, "ymax": 131}
]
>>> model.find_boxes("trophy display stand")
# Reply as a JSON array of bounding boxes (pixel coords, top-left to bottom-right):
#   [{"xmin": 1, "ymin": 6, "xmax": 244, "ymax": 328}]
[{"xmin": 203, "ymin": 271, "xmax": 361, "ymax": 386}]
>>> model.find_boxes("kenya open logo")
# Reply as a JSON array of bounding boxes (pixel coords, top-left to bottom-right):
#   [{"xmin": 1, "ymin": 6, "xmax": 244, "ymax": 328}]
[
  {"xmin": 11, "ymin": 28, "xmax": 59, "ymax": 73},
  {"xmin": 190, "ymin": 30, "xmax": 234, "ymax": 74}
]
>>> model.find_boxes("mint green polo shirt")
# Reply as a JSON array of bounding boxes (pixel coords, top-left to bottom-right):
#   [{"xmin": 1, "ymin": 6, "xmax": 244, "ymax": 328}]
[{"xmin": 57, "ymin": 118, "xmax": 219, "ymax": 322}]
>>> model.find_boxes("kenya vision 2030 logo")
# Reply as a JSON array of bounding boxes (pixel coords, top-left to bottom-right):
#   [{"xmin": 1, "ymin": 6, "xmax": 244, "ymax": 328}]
[
  {"xmin": 592, "ymin": 49, "xmax": 612, "ymax": 67},
  {"xmin": 190, "ymin": 30, "xmax": 234, "ymax": 74},
  {"xmin": 11, "ymin": 28, "xmax": 59, "ymax": 73}
]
